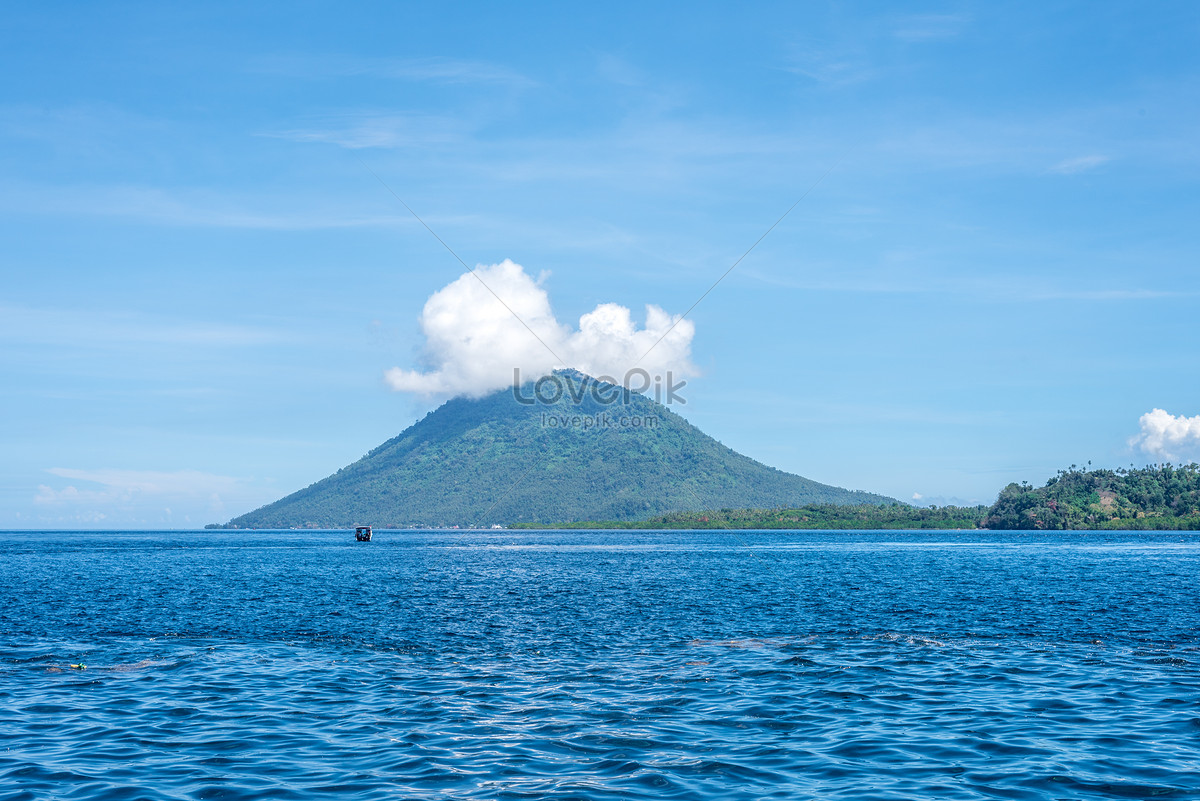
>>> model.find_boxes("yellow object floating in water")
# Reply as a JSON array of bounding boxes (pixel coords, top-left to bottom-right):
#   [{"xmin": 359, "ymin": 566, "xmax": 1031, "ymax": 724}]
[{"xmin": 70, "ymin": 664, "xmax": 86, "ymax": 670}]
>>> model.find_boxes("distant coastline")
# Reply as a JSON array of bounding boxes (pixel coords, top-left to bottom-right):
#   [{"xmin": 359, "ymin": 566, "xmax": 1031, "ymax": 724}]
[
  {"xmin": 509, "ymin": 503, "xmax": 988, "ymax": 530},
  {"xmin": 512, "ymin": 465, "xmax": 1200, "ymax": 531}
]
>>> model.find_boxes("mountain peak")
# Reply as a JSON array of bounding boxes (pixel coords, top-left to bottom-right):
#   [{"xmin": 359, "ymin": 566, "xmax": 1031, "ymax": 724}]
[{"xmin": 224, "ymin": 378, "xmax": 893, "ymax": 528}]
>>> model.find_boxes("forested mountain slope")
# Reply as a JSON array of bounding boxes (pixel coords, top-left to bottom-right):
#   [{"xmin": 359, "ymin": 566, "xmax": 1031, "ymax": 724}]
[{"xmin": 221, "ymin": 371, "xmax": 893, "ymax": 528}]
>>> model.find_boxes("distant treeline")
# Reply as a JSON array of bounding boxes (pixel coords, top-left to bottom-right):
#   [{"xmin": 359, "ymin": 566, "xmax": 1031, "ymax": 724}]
[
  {"xmin": 515, "ymin": 464, "xmax": 1200, "ymax": 530},
  {"xmin": 511, "ymin": 503, "xmax": 989, "ymax": 530}
]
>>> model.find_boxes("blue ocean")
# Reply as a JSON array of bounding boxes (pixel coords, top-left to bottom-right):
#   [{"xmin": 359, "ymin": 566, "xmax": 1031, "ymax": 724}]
[{"xmin": 2, "ymin": 530, "xmax": 1198, "ymax": 800}]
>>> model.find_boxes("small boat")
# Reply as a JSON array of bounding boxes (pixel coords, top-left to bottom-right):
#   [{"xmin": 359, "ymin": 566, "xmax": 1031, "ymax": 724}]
[{"xmin": 354, "ymin": 525, "xmax": 372, "ymax": 542}]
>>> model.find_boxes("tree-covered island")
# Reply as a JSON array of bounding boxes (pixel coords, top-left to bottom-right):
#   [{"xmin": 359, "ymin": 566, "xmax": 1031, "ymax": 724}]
[{"xmin": 983, "ymin": 463, "xmax": 1200, "ymax": 530}]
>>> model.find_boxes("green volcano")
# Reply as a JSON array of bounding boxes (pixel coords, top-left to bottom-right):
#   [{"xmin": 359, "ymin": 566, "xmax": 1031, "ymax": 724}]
[{"xmin": 221, "ymin": 371, "xmax": 893, "ymax": 528}]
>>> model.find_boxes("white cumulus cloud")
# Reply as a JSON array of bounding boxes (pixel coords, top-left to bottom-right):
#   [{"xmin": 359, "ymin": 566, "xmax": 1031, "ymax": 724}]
[
  {"xmin": 1130, "ymin": 409, "xmax": 1200, "ymax": 462},
  {"xmin": 385, "ymin": 260, "xmax": 696, "ymax": 398}
]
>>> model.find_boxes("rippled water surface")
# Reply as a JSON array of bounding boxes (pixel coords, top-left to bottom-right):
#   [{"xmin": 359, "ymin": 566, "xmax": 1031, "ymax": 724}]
[{"xmin": 2, "ymin": 530, "xmax": 1198, "ymax": 800}]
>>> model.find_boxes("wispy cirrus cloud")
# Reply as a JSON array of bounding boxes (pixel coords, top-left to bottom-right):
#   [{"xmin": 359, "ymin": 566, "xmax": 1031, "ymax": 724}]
[
  {"xmin": 371, "ymin": 56, "xmax": 534, "ymax": 86},
  {"xmin": 1025, "ymin": 287, "xmax": 1184, "ymax": 301},
  {"xmin": 265, "ymin": 112, "xmax": 467, "ymax": 150},
  {"xmin": 0, "ymin": 304, "xmax": 297, "ymax": 348},
  {"xmin": 892, "ymin": 14, "xmax": 969, "ymax": 42},
  {"xmin": 786, "ymin": 13, "xmax": 968, "ymax": 86},
  {"xmin": 0, "ymin": 181, "xmax": 426, "ymax": 229},
  {"xmin": 0, "ymin": 103, "xmax": 168, "ymax": 149},
  {"xmin": 1049, "ymin": 154, "xmax": 1111, "ymax": 174},
  {"xmin": 34, "ymin": 468, "xmax": 250, "ymax": 524},
  {"xmin": 252, "ymin": 54, "xmax": 535, "ymax": 88},
  {"xmin": 41, "ymin": 468, "xmax": 242, "ymax": 496},
  {"xmin": 739, "ymin": 266, "xmax": 1194, "ymax": 302},
  {"xmin": 785, "ymin": 48, "xmax": 878, "ymax": 87}
]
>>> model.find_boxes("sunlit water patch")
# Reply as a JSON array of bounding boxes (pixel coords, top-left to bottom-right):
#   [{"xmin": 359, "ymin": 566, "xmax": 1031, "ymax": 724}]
[{"xmin": 2, "ymin": 530, "xmax": 1198, "ymax": 799}]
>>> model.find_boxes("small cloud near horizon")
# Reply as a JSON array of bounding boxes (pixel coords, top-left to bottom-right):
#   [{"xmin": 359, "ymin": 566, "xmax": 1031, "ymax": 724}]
[
  {"xmin": 1130, "ymin": 409, "xmax": 1200, "ymax": 463},
  {"xmin": 385, "ymin": 260, "xmax": 696, "ymax": 399},
  {"xmin": 911, "ymin": 492, "xmax": 982, "ymax": 507}
]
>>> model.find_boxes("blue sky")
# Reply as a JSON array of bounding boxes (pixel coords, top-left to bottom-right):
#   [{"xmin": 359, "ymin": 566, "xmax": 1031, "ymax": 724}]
[{"xmin": 3, "ymin": 2, "xmax": 1199, "ymax": 527}]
